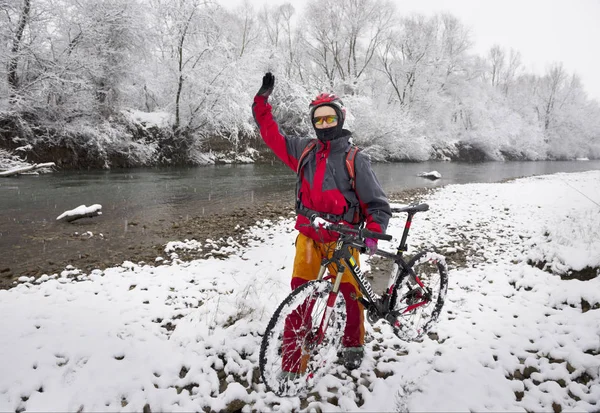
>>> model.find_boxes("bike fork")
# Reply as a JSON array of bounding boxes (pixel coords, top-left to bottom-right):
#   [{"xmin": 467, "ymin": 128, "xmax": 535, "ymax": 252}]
[{"xmin": 315, "ymin": 266, "xmax": 344, "ymax": 344}]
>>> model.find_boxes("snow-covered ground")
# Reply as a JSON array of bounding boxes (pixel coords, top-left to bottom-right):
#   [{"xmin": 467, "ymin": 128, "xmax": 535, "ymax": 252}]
[{"xmin": 1, "ymin": 171, "xmax": 599, "ymax": 412}]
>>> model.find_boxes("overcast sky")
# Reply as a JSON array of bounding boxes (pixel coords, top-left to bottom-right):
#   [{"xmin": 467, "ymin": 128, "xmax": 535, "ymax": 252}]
[{"xmin": 220, "ymin": 0, "xmax": 600, "ymax": 102}]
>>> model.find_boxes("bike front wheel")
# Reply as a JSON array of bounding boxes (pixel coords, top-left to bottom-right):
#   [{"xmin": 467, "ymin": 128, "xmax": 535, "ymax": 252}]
[
  {"xmin": 259, "ymin": 280, "xmax": 346, "ymax": 397},
  {"xmin": 389, "ymin": 251, "xmax": 448, "ymax": 341}
]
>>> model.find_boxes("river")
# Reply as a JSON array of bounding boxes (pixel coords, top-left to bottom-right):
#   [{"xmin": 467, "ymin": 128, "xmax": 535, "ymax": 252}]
[
  {"xmin": 1, "ymin": 160, "xmax": 599, "ymax": 278},
  {"xmin": 2, "ymin": 160, "xmax": 600, "ymax": 225}
]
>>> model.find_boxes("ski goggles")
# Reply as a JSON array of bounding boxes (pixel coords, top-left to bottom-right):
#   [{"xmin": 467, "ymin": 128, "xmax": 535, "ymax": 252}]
[{"xmin": 313, "ymin": 115, "xmax": 338, "ymax": 125}]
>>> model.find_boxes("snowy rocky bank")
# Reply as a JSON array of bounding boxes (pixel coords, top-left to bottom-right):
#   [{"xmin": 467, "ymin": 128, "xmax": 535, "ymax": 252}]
[{"xmin": 0, "ymin": 171, "xmax": 599, "ymax": 412}]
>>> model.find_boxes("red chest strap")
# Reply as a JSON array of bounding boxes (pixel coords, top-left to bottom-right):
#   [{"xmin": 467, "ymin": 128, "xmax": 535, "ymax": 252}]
[
  {"xmin": 296, "ymin": 140, "xmax": 318, "ymax": 175},
  {"xmin": 345, "ymin": 145, "xmax": 359, "ymax": 192}
]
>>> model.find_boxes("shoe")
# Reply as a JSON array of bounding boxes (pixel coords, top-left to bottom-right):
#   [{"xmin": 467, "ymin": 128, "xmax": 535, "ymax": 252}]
[{"xmin": 342, "ymin": 346, "xmax": 364, "ymax": 370}]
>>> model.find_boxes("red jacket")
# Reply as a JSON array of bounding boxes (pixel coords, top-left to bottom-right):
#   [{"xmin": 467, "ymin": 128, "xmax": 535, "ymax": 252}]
[{"xmin": 252, "ymin": 95, "xmax": 391, "ymax": 242}]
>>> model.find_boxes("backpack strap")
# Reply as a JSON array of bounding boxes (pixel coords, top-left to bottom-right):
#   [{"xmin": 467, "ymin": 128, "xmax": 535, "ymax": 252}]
[
  {"xmin": 345, "ymin": 145, "xmax": 362, "ymax": 224},
  {"xmin": 296, "ymin": 140, "xmax": 318, "ymax": 175},
  {"xmin": 295, "ymin": 140, "xmax": 317, "ymax": 215},
  {"xmin": 345, "ymin": 145, "xmax": 360, "ymax": 192}
]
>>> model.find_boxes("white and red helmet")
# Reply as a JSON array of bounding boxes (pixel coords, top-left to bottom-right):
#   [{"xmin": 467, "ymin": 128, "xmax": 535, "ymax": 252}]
[{"xmin": 309, "ymin": 93, "xmax": 346, "ymax": 124}]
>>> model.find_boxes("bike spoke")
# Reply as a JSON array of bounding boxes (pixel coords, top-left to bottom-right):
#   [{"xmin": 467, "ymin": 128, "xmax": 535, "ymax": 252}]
[
  {"xmin": 259, "ymin": 281, "xmax": 346, "ymax": 396},
  {"xmin": 389, "ymin": 252, "xmax": 448, "ymax": 341}
]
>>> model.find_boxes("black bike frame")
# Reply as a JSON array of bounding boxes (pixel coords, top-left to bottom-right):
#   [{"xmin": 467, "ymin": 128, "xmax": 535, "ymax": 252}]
[
  {"xmin": 380, "ymin": 210, "xmax": 422, "ymax": 296},
  {"xmin": 312, "ymin": 208, "xmax": 428, "ymax": 342}
]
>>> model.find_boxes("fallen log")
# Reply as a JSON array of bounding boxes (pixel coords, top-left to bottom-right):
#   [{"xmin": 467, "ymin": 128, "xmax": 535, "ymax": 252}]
[
  {"xmin": 0, "ymin": 162, "xmax": 56, "ymax": 177},
  {"xmin": 56, "ymin": 204, "xmax": 103, "ymax": 223}
]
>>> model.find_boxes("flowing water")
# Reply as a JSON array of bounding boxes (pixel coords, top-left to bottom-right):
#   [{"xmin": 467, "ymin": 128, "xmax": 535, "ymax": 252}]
[{"xmin": 1, "ymin": 160, "xmax": 599, "ymax": 273}]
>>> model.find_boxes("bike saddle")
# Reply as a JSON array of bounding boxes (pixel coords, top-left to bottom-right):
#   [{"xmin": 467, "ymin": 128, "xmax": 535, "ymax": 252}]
[{"xmin": 391, "ymin": 203, "xmax": 429, "ymax": 214}]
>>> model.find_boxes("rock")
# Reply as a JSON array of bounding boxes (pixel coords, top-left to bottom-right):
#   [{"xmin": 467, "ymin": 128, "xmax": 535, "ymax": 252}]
[
  {"xmin": 418, "ymin": 171, "xmax": 442, "ymax": 180},
  {"xmin": 225, "ymin": 400, "xmax": 246, "ymax": 412}
]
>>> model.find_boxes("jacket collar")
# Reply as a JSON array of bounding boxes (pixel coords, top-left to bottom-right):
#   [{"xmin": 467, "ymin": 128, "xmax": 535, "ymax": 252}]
[{"xmin": 316, "ymin": 129, "xmax": 352, "ymax": 152}]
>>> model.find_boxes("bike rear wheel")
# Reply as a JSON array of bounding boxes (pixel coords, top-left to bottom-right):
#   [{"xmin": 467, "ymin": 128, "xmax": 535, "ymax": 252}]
[
  {"xmin": 390, "ymin": 251, "xmax": 448, "ymax": 341},
  {"xmin": 259, "ymin": 280, "xmax": 346, "ymax": 397}
]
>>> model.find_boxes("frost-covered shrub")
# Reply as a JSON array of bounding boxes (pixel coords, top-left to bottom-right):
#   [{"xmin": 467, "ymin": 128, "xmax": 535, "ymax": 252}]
[
  {"xmin": 53, "ymin": 119, "xmax": 159, "ymax": 168},
  {"xmin": 451, "ymin": 88, "xmax": 549, "ymax": 161},
  {"xmin": 0, "ymin": 149, "xmax": 29, "ymax": 170},
  {"xmin": 527, "ymin": 208, "xmax": 600, "ymax": 276},
  {"xmin": 360, "ymin": 144, "xmax": 388, "ymax": 162},
  {"xmin": 270, "ymin": 79, "xmax": 312, "ymax": 138},
  {"xmin": 343, "ymin": 96, "xmax": 425, "ymax": 160}
]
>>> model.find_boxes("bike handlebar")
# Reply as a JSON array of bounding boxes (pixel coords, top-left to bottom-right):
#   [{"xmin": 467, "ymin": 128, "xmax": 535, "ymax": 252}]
[{"xmin": 310, "ymin": 216, "xmax": 393, "ymax": 241}]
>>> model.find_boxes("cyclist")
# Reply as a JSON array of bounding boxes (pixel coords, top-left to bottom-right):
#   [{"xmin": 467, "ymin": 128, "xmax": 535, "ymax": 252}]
[{"xmin": 252, "ymin": 72, "xmax": 392, "ymax": 371}]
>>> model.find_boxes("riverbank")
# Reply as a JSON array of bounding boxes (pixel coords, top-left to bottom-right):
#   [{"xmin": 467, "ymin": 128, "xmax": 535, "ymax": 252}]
[
  {"xmin": 0, "ymin": 193, "xmax": 294, "ymax": 289},
  {"xmin": 1, "ymin": 171, "xmax": 598, "ymax": 412},
  {"xmin": 0, "ymin": 187, "xmax": 434, "ymax": 290}
]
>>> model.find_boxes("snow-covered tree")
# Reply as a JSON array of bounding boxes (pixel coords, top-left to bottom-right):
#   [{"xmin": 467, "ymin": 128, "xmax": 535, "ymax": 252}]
[
  {"xmin": 302, "ymin": 0, "xmax": 395, "ymax": 93},
  {"xmin": 4, "ymin": 0, "xmax": 32, "ymax": 105},
  {"xmin": 1, "ymin": 0, "xmax": 599, "ymax": 166}
]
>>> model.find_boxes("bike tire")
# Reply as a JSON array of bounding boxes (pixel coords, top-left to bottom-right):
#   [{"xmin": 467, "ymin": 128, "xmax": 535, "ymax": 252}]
[
  {"xmin": 259, "ymin": 280, "xmax": 346, "ymax": 397},
  {"xmin": 389, "ymin": 251, "xmax": 448, "ymax": 341}
]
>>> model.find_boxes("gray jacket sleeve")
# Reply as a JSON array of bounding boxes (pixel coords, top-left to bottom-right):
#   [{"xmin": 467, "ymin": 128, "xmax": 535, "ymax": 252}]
[{"xmin": 354, "ymin": 152, "xmax": 392, "ymax": 233}]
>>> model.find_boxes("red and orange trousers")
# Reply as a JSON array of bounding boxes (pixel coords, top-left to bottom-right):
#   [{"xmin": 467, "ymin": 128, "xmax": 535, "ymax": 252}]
[{"xmin": 282, "ymin": 233, "xmax": 365, "ymax": 373}]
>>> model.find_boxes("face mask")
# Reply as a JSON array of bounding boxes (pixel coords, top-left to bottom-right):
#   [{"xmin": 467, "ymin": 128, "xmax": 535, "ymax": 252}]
[
  {"xmin": 311, "ymin": 104, "xmax": 345, "ymax": 141},
  {"xmin": 314, "ymin": 126, "xmax": 342, "ymax": 142}
]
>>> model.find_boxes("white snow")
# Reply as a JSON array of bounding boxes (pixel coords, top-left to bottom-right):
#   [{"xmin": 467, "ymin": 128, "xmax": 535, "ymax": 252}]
[
  {"xmin": 1, "ymin": 171, "xmax": 599, "ymax": 412},
  {"xmin": 0, "ymin": 162, "xmax": 56, "ymax": 177},
  {"xmin": 164, "ymin": 239, "xmax": 203, "ymax": 254},
  {"xmin": 56, "ymin": 204, "xmax": 103, "ymax": 221},
  {"xmin": 122, "ymin": 109, "xmax": 172, "ymax": 129},
  {"xmin": 14, "ymin": 144, "xmax": 33, "ymax": 152},
  {"xmin": 0, "ymin": 149, "xmax": 30, "ymax": 172}
]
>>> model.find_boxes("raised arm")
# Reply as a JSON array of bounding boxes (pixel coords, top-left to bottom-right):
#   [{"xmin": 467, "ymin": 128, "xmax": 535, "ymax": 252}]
[{"xmin": 252, "ymin": 73, "xmax": 308, "ymax": 171}]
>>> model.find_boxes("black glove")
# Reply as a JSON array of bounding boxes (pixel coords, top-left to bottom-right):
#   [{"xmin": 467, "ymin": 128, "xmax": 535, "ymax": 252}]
[{"xmin": 256, "ymin": 72, "xmax": 275, "ymax": 98}]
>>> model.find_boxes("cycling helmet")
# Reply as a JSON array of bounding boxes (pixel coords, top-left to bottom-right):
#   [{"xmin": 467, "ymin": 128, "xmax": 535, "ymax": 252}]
[{"xmin": 309, "ymin": 93, "xmax": 346, "ymax": 123}]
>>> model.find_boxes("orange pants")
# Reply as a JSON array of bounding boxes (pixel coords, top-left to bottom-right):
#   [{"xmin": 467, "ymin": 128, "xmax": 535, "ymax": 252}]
[{"xmin": 290, "ymin": 232, "xmax": 365, "ymax": 348}]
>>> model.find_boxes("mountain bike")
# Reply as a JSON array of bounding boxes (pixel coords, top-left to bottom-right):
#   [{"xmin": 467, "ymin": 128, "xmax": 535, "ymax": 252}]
[{"xmin": 259, "ymin": 203, "xmax": 449, "ymax": 397}]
